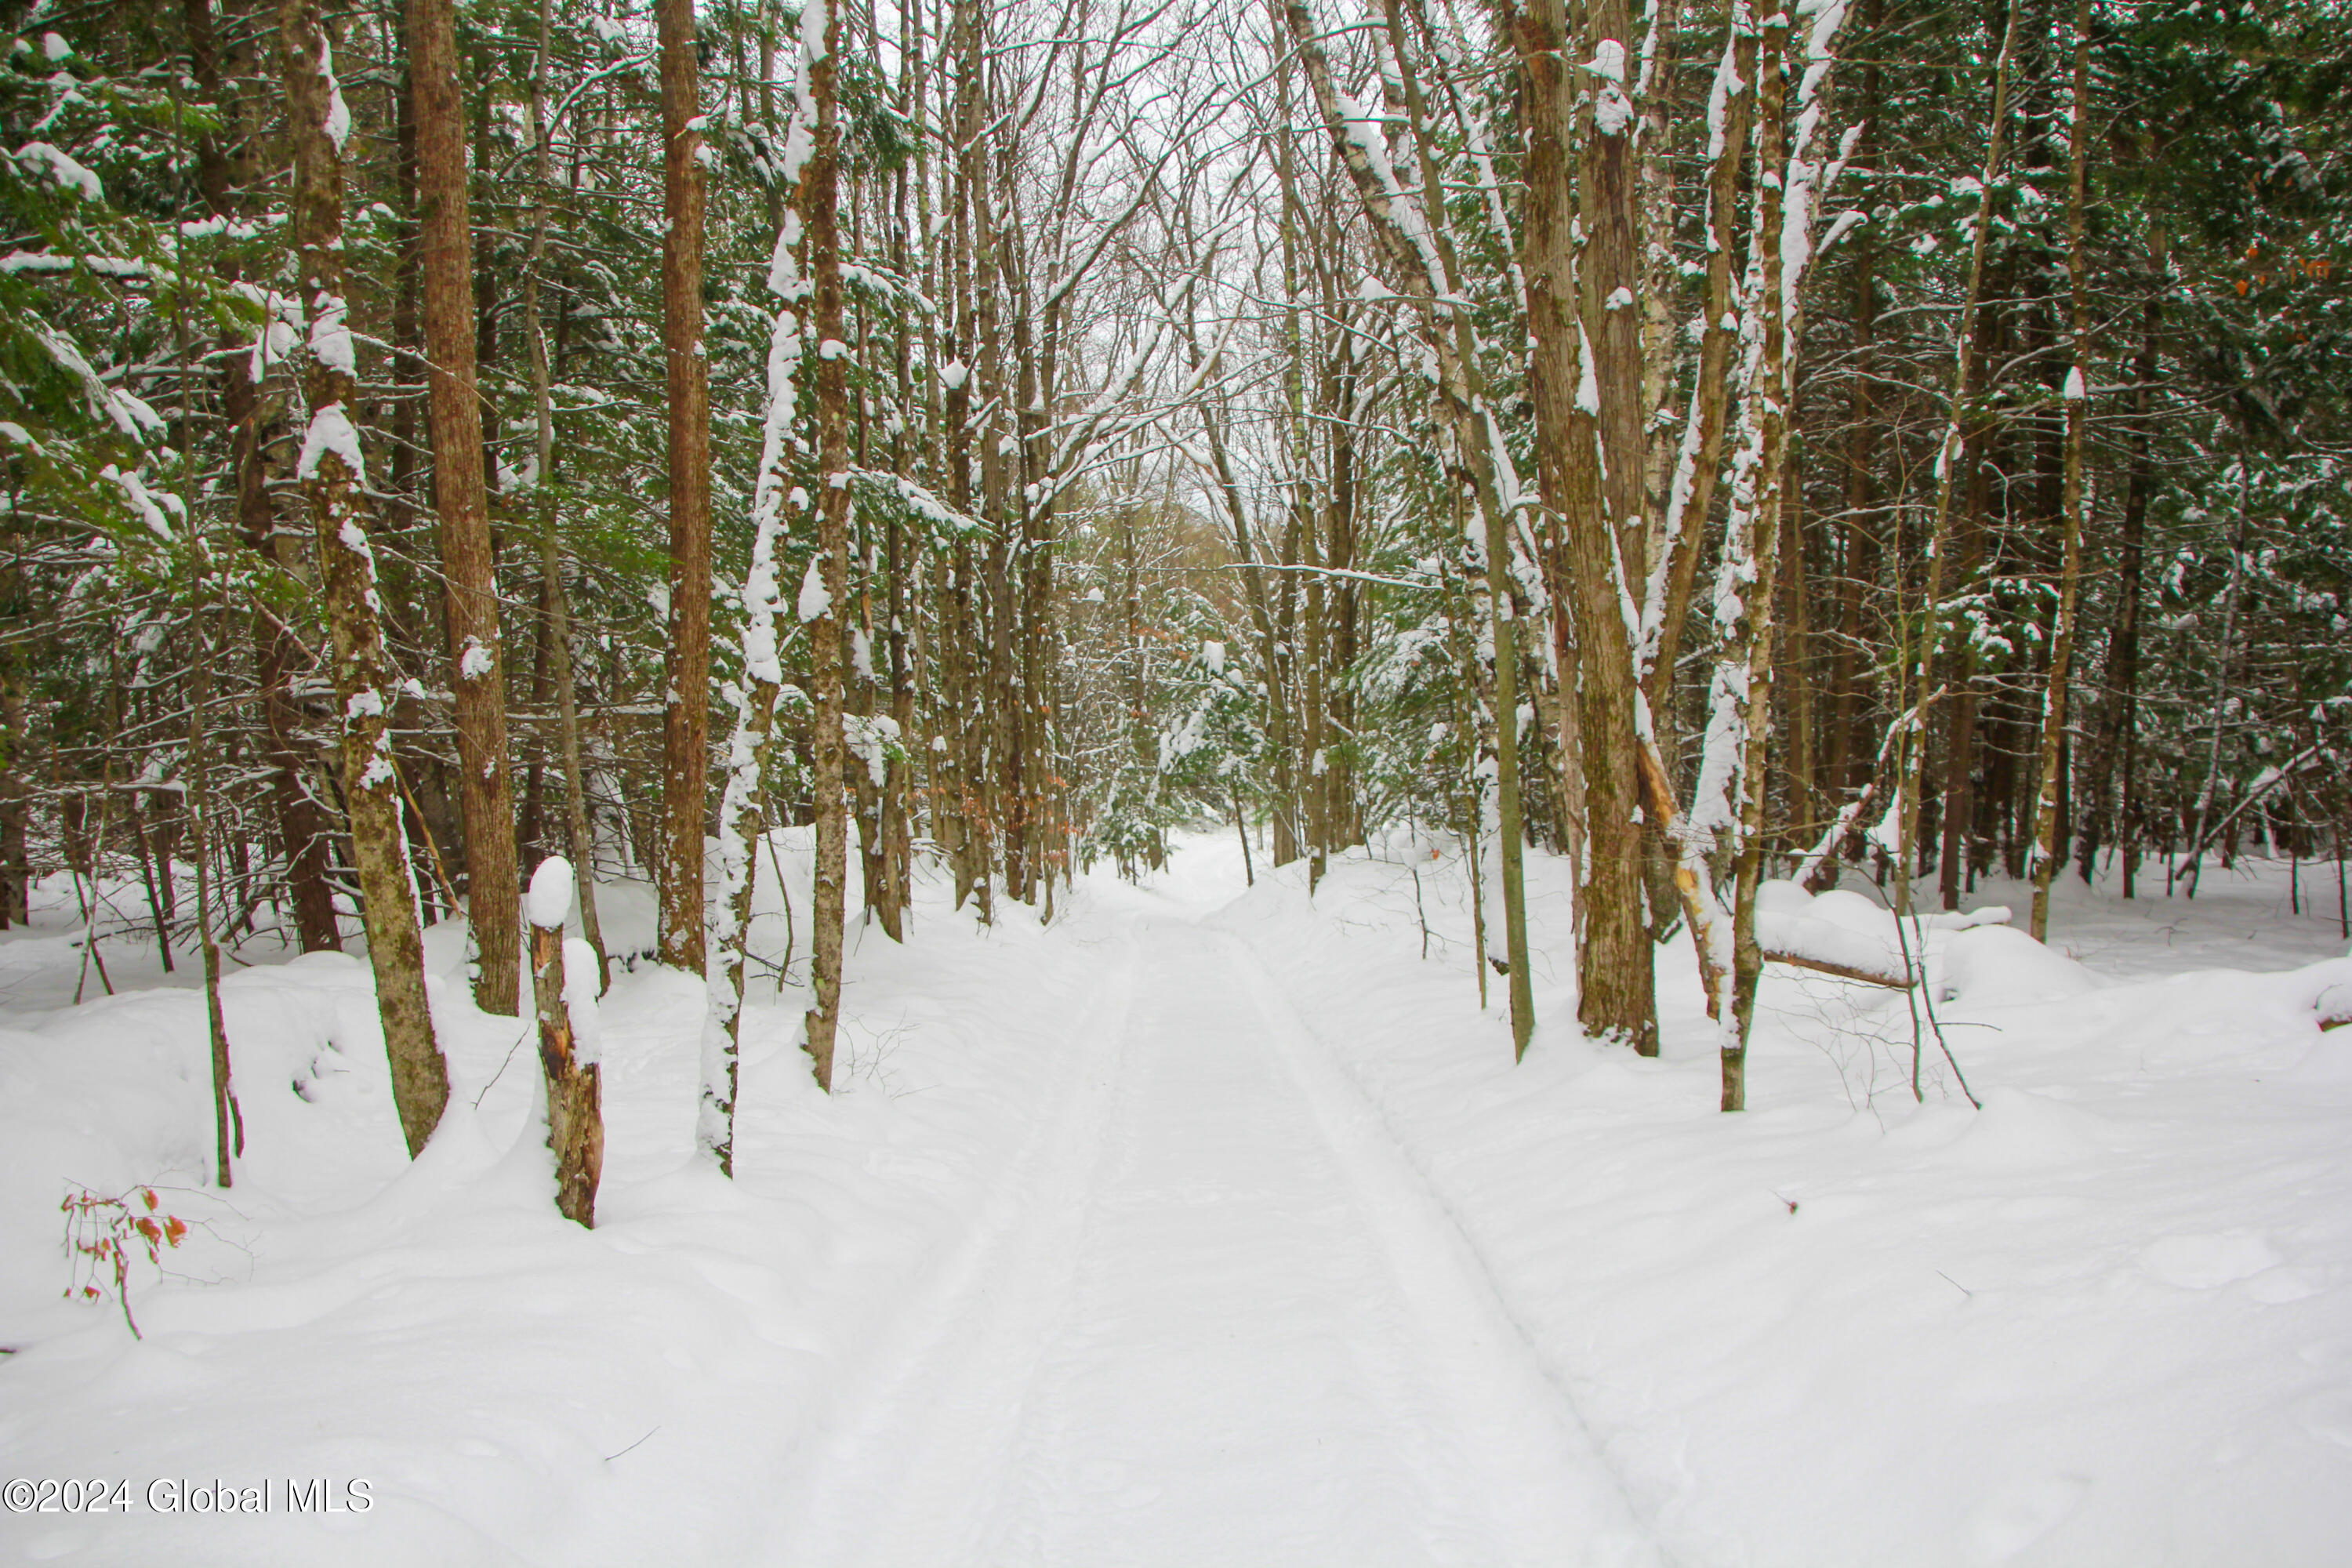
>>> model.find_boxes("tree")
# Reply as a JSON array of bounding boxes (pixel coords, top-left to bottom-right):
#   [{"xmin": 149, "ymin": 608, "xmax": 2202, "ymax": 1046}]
[
  {"xmin": 657, "ymin": 0, "xmax": 713, "ymax": 977},
  {"xmin": 278, "ymin": 0, "xmax": 449, "ymax": 1156},
  {"xmin": 410, "ymin": 0, "xmax": 519, "ymax": 1014}
]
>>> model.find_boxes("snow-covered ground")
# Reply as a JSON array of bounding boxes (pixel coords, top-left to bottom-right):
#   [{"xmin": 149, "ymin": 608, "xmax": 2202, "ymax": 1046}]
[{"xmin": 3, "ymin": 832, "xmax": 2350, "ymax": 1565}]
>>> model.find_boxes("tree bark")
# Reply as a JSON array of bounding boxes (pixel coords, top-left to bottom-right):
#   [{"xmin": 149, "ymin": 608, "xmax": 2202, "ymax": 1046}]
[
  {"xmin": 187, "ymin": 0, "xmax": 343, "ymax": 955},
  {"xmin": 1511, "ymin": 0, "xmax": 1659, "ymax": 1054},
  {"xmin": 657, "ymin": 0, "xmax": 713, "ymax": 975},
  {"xmin": 530, "ymin": 862, "xmax": 602, "ymax": 1227},
  {"xmin": 279, "ymin": 0, "xmax": 450, "ymax": 1156},
  {"xmin": 2028, "ymin": 0, "xmax": 2092, "ymax": 942},
  {"xmin": 521, "ymin": 0, "xmax": 608, "ymax": 991},
  {"xmin": 411, "ymin": 0, "xmax": 520, "ymax": 1014},
  {"xmin": 804, "ymin": 0, "xmax": 851, "ymax": 1091},
  {"xmin": 2079, "ymin": 229, "xmax": 2162, "ymax": 895}
]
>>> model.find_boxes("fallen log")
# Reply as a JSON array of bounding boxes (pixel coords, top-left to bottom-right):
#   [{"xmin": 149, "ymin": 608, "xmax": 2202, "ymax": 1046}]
[{"xmin": 1761, "ymin": 948, "xmax": 1915, "ymax": 989}]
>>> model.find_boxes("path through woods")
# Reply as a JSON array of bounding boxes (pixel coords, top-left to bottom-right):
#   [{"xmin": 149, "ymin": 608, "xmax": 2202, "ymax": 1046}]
[{"xmin": 773, "ymin": 913, "xmax": 1654, "ymax": 1567}]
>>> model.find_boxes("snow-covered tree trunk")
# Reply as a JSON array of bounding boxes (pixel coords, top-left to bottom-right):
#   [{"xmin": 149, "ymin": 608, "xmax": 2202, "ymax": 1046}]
[
  {"xmin": 1711, "ymin": 7, "xmax": 1792, "ymax": 1112},
  {"xmin": 528, "ymin": 858, "xmax": 602, "ymax": 1227},
  {"xmin": 1293, "ymin": 0, "xmax": 1534, "ymax": 1054},
  {"xmin": 1571, "ymin": 0, "xmax": 1661, "ymax": 1055},
  {"xmin": 1643, "ymin": 0, "xmax": 1755, "ymax": 731},
  {"xmin": 1621, "ymin": 0, "xmax": 1755, "ymax": 1019},
  {"xmin": 803, "ymin": 0, "xmax": 851, "ymax": 1091},
  {"xmin": 278, "ymin": 0, "xmax": 449, "ymax": 1156},
  {"xmin": 701, "ymin": 15, "xmax": 818, "ymax": 1168}
]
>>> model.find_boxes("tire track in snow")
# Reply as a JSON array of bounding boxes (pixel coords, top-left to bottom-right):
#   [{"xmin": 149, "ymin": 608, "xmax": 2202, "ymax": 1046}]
[
  {"xmin": 760, "ymin": 924, "xmax": 1145, "ymax": 1566},
  {"xmin": 972, "ymin": 917, "xmax": 1589, "ymax": 1566},
  {"xmin": 1220, "ymin": 931, "xmax": 1664, "ymax": 1567},
  {"xmin": 771, "ymin": 914, "xmax": 1661, "ymax": 1566}
]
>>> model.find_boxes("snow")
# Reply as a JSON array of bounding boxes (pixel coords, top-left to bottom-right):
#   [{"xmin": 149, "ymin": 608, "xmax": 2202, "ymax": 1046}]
[
  {"xmin": 295, "ymin": 401, "xmax": 365, "ymax": 484},
  {"xmin": 13, "ymin": 140, "xmax": 102, "ymax": 201},
  {"xmin": 103, "ymin": 464, "xmax": 175, "ymax": 541},
  {"xmin": 317, "ymin": 35, "xmax": 352, "ymax": 154},
  {"xmin": 38, "ymin": 327, "xmax": 162, "ymax": 440},
  {"xmin": 526, "ymin": 856, "xmax": 575, "ymax": 930},
  {"xmin": 307, "ymin": 290, "xmax": 357, "ymax": 376},
  {"xmin": 797, "ymin": 556, "xmax": 830, "ymax": 623},
  {"xmin": 457, "ymin": 637, "xmax": 495, "ymax": 681},
  {"xmin": 4, "ymin": 842, "xmax": 2352, "ymax": 1563},
  {"xmin": 563, "ymin": 939, "xmax": 604, "ymax": 1065}
]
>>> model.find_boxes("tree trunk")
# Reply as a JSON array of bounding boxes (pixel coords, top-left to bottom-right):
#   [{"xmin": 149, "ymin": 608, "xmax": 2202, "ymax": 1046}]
[
  {"xmin": 186, "ymin": 0, "xmax": 343, "ymax": 955},
  {"xmin": 521, "ymin": 0, "xmax": 607, "ymax": 992},
  {"xmin": 279, "ymin": 0, "xmax": 450, "ymax": 1156},
  {"xmin": 2080, "ymin": 229, "xmax": 2162, "ymax": 895},
  {"xmin": 657, "ymin": 0, "xmax": 713, "ymax": 975},
  {"xmin": 0, "ymin": 670, "xmax": 27, "ymax": 927},
  {"xmin": 1512, "ymin": 0, "xmax": 1666, "ymax": 1054},
  {"xmin": 1896, "ymin": 0, "xmax": 2021, "ymax": 917},
  {"xmin": 804, "ymin": 0, "xmax": 851, "ymax": 1091},
  {"xmin": 2028, "ymin": 0, "xmax": 2091, "ymax": 942},
  {"xmin": 412, "ymin": 0, "xmax": 520, "ymax": 1014},
  {"xmin": 530, "ymin": 861, "xmax": 602, "ymax": 1227}
]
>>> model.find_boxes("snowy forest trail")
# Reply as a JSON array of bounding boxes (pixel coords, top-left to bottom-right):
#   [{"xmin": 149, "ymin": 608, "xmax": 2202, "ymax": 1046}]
[{"xmin": 771, "ymin": 909, "xmax": 1655, "ymax": 1568}]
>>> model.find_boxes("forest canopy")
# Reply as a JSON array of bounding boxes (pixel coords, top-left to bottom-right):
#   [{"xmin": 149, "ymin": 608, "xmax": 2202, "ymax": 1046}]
[{"xmin": 2, "ymin": 0, "xmax": 2347, "ymax": 1172}]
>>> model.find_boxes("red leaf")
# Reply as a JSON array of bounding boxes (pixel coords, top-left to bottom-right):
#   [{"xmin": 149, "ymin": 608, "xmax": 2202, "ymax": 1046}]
[
  {"xmin": 134, "ymin": 1218, "xmax": 160, "ymax": 1244},
  {"xmin": 143, "ymin": 1189, "xmax": 158, "ymax": 1211},
  {"xmin": 165, "ymin": 1218, "xmax": 187, "ymax": 1246}
]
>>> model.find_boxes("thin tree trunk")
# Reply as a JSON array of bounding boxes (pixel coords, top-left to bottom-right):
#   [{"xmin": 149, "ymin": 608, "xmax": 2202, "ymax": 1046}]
[
  {"xmin": 521, "ymin": 0, "xmax": 606, "ymax": 992},
  {"xmin": 187, "ymin": 0, "xmax": 343, "ymax": 954},
  {"xmin": 657, "ymin": 0, "xmax": 713, "ymax": 975},
  {"xmin": 1897, "ymin": 0, "xmax": 2022, "ymax": 918},
  {"xmin": 2028, "ymin": 0, "xmax": 2092, "ymax": 942},
  {"xmin": 2081, "ymin": 229, "xmax": 2162, "ymax": 896},
  {"xmin": 2183, "ymin": 443, "xmax": 2253, "ymax": 898},
  {"xmin": 1716, "ymin": 5, "xmax": 1791, "ymax": 1112},
  {"xmin": 279, "ymin": 0, "xmax": 450, "ymax": 1156},
  {"xmin": 803, "ymin": 0, "xmax": 851, "ymax": 1091},
  {"xmin": 702, "ymin": 20, "xmax": 820, "ymax": 1165},
  {"xmin": 0, "ymin": 670, "xmax": 27, "ymax": 927},
  {"xmin": 529, "ymin": 859, "xmax": 602, "ymax": 1226},
  {"xmin": 169, "ymin": 242, "xmax": 244, "ymax": 1187}
]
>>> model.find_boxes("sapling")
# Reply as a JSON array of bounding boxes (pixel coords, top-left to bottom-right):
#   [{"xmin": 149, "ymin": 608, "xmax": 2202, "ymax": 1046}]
[{"xmin": 60, "ymin": 1186, "xmax": 190, "ymax": 1340}]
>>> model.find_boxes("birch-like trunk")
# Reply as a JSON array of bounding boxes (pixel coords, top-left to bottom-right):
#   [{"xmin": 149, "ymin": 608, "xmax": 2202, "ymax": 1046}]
[{"xmin": 701, "ymin": 18, "xmax": 819, "ymax": 1167}]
